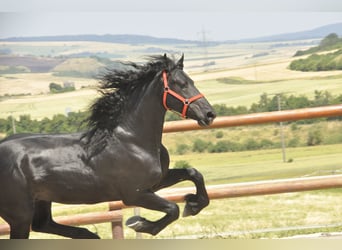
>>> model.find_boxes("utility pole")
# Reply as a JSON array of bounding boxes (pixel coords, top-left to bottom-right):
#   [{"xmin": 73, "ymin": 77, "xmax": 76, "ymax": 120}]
[
  {"xmin": 269, "ymin": 92, "xmax": 293, "ymax": 163},
  {"xmin": 277, "ymin": 94, "xmax": 286, "ymax": 163},
  {"xmin": 11, "ymin": 115, "xmax": 16, "ymax": 134},
  {"xmin": 198, "ymin": 26, "xmax": 209, "ymax": 71}
]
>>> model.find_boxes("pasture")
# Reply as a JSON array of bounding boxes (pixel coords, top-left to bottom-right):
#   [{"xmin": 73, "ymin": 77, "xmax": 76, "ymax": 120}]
[
  {"xmin": 1, "ymin": 144, "xmax": 341, "ymax": 239},
  {"xmin": 0, "ymin": 39, "xmax": 342, "ymax": 238}
]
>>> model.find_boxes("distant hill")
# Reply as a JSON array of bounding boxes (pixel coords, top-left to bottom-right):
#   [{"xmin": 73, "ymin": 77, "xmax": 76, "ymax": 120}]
[
  {"xmin": 0, "ymin": 34, "xmax": 196, "ymax": 45},
  {"xmin": 238, "ymin": 23, "xmax": 342, "ymax": 43},
  {"xmin": 0, "ymin": 55, "xmax": 64, "ymax": 73},
  {"xmin": 1, "ymin": 22, "xmax": 342, "ymax": 44}
]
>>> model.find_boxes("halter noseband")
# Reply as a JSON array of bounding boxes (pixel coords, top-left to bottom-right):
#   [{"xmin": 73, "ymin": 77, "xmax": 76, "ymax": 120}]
[{"xmin": 162, "ymin": 70, "xmax": 204, "ymax": 118}]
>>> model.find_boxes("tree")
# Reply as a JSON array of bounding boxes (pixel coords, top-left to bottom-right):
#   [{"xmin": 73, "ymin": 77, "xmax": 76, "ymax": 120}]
[
  {"xmin": 319, "ymin": 33, "xmax": 339, "ymax": 48},
  {"xmin": 49, "ymin": 82, "xmax": 63, "ymax": 93},
  {"xmin": 313, "ymin": 90, "xmax": 333, "ymax": 107}
]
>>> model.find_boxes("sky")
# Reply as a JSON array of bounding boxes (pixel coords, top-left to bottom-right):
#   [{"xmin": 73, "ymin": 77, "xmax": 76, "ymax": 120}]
[{"xmin": 1, "ymin": 0, "xmax": 342, "ymax": 41}]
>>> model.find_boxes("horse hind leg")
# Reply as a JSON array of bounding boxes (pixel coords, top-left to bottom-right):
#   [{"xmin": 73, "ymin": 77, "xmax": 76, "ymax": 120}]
[
  {"xmin": 31, "ymin": 200, "xmax": 100, "ymax": 239},
  {"xmin": 9, "ymin": 220, "xmax": 31, "ymax": 239},
  {"xmin": 1, "ymin": 204, "xmax": 33, "ymax": 239}
]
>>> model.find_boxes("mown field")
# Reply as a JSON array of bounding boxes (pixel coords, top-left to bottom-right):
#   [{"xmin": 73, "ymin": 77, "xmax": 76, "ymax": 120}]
[
  {"xmin": 1, "ymin": 73, "xmax": 342, "ymax": 120},
  {"xmin": 1, "ymin": 40, "xmax": 342, "ymax": 119},
  {"xmin": 0, "ymin": 39, "xmax": 342, "ymax": 239}
]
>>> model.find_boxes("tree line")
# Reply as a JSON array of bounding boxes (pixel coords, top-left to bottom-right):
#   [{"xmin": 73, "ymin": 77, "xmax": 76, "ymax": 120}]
[
  {"xmin": 290, "ymin": 33, "xmax": 342, "ymax": 71},
  {"xmin": 294, "ymin": 33, "xmax": 342, "ymax": 57},
  {"xmin": 289, "ymin": 49, "xmax": 342, "ymax": 71},
  {"xmin": 174, "ymin": 126, "xmax": 330, "ymax": 156},
  {"xmin": 0, "ymin": 90, "xmax": 341, "ymax": 137}
]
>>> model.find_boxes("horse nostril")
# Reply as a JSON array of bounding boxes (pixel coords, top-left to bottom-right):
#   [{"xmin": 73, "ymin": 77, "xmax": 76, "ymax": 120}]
[{"xmin": 207, "ymin": 111, "xmax": 216, "ymax": 120}]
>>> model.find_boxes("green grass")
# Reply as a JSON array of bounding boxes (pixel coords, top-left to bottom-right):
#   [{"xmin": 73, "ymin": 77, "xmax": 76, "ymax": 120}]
[
  {"xmin": 169, "ymin": 144, "xmax": 342, "ymax": 185},
  {"xmin": 128, "ymin": 144, "xmax": 342, "ymax": 239},
  {"xmin": 1, "ymin": 143, "xmax": 340, "ymax": 239},
  {"xmin": 198, "ymin": 77, "xmax": 342, "ymax": 107},
  {"xmin": 0, "ymin": 88, "xmax": 98, "ymax": 120}
]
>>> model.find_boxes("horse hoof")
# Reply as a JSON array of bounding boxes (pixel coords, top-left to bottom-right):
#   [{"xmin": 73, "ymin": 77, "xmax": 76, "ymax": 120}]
[
  {"xmin": 126, "ymin": 216, "xmax": 160, "ymax": 235},
  {"xmin": 126, "ymin": 216, "xmax": 143, "ymax": 227},
  {"xmin": 182, "ymin": 194, "xmax": 208, "ymax": 217},
  {"xmin": 182, "ymin": 194, "xmax": 198, "ymax": 217},
  {"xmin": 183, "ymin": 203, "xmax": 199, "ymax": 217},
  {"xmin": 125, "ymin": 216, "xmax": 148, "ymax": 232}
]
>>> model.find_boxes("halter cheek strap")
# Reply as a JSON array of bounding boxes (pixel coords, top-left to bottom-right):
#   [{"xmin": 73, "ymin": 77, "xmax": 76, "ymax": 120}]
[{"xmin": 162, "ymin": 71, "xmax": 204, "ymax": 118}]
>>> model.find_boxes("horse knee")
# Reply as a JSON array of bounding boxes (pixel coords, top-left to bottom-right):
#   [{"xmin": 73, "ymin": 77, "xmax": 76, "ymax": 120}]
[
  {"xmin": 166, "ymin": 202, "xmax": 180, "ymax": 220},
  {"xmin": 186, "ymin": 167, "xmax": 204, "ymax": 182}
]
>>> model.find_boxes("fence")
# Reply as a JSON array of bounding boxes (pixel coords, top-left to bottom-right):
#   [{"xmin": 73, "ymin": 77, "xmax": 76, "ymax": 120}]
[
  {"xmin": 0, "ymin": 104, "xmax": 342, "ymax": 238},
  {"xmin": 163, "ymin": 104, "xmax": 342, "ymax": 133}
]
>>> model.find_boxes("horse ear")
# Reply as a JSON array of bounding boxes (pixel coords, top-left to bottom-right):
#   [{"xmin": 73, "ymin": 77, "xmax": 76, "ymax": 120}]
[{"xmin": 177, "ymin": 54, "xmax": 184, "ymax": 69}]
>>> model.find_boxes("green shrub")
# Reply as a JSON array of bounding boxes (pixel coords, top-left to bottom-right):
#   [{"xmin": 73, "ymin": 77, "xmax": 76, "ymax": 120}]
[
  {"xmin": 49, "ymin": 82, "xmax": 75, "ymax": 93},
  {"xmin": 49, "ymin": 82, "xmax": 63, "ymax": 93},
  {"xmin": 192, "ymin": 138, "xmax": 212, "ymax": 153},
  {"xmin": 208, "ymin": 140, "xmax": 242, "ymax": 153},
  {"xmin": 215, "ymin": 131, "xmax": 224, "ymax": 139},
  {"xmin": 174, "ymin": 160, "xmax": 192, "ymax": 169},
  {"xmin": 175, "ymin": 143, "xmax": 190, "ymax": 155},
  {"xmin": 307, "ymin": 129, "xmax": 323, "ymax": 146},
  {"xmin": 259, "ymin": 139, "xmax": 275, "ymax": 149},
  {"xmin": 244, "ymin": 138, "xmax": 260, "ymax": 150},
  {"xmin": 288, "ymin": 137, "xmax": 300, "ymax": 147}
]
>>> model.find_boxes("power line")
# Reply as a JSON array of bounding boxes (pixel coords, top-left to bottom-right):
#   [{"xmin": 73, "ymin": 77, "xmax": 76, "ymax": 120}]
[{"xmin": 198, "ymin": 26, "xmax": 210, "ymax": 71}]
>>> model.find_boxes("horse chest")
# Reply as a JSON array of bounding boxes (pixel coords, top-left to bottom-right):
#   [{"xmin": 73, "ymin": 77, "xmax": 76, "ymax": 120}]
[{"xmin": 96, "ymin": 145, "xmax": 163, "ymax": 191}]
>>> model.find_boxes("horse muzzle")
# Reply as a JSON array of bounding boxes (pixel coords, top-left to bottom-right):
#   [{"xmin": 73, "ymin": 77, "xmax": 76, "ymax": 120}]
[{"xmin": 197, "ymin": 110, "xmax": 216, "ymax": 127}]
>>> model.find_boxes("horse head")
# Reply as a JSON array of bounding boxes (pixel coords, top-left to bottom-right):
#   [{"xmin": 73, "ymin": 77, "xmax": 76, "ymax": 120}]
[{"xmin": 161, "ymin": 54, "xmax": 216, "ymax": 126}]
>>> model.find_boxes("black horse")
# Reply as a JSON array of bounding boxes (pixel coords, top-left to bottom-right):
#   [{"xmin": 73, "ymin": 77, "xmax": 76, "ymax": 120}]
[{"xmin": 0, "ymin": 54, "xmax": 216, "ymax": 239}]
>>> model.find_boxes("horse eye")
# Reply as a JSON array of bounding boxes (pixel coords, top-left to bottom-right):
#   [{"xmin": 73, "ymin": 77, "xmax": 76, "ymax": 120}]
[{"xmin": 178, "ymin": 81, "xmax": 187, "ymax": 89}]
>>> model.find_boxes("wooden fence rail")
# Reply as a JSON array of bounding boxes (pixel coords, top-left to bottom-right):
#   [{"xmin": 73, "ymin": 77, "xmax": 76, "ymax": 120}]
[
  {"xmin": 163, "ymin": 104, "xmax": 342, "ymax": 133},
  {"xmin": 1, "ymin": 104, "xmax": 342, "ymax": 238},
  {"xmin": 1, "ymin": 175, "xmax": 342, "ymax": 238},
  {"xmin": 0, "ymin": 209, "xmax": 123, "ymax": 237},
  {"xmin": 108, "ymin": 174, "xmax": 342, "ymax": 210}
]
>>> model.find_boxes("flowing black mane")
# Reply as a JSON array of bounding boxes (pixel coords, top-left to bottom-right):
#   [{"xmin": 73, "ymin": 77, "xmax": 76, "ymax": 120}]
[
  {"xmin": 0, "ymin": 52, "xmax": 215, "ymax": 239},
  {"xmin": 82, "ymin": 55, "xmax": 177, "ymax": 149}
]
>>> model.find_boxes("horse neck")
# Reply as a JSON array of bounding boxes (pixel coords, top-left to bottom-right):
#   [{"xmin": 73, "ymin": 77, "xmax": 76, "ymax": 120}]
[{"xmin": 114, "ymin": 78, "xmax": 166, "ymax": 144}]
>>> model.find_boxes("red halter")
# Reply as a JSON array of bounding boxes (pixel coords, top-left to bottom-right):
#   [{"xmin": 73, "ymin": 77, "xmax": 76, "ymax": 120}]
[{"xmin": 162, "ymin": 71, "xmax": 204, "ymax": 118}]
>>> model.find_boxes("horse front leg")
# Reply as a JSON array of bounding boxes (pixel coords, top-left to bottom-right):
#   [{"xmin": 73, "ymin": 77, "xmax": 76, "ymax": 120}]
[
  {"xmin": 123, "ymin": 191, "xmax": 179, "ymax": 235},
  {"xmin": 153, "ymin": 168, "xmax": 210, "ymax": 217}
]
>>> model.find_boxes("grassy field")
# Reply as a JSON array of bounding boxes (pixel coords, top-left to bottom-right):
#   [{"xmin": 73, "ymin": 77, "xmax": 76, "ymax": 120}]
[
  {"xmin": 1, "ymin": 40, "xmax": 342, "ymax": 239},
  {"xmin": 0, "ymin": 88, "xmax": 98, "ymax": 119},
  {"xmin": 1, "ymin": 144, "xmax": 340, "ymax": 239}
]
